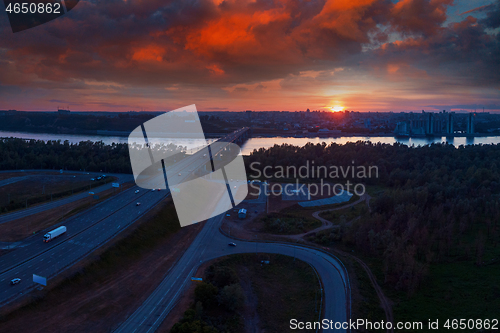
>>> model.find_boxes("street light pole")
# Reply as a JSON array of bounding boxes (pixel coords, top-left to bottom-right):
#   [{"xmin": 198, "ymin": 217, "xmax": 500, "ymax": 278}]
[{"xmin": 254, "ymin": 235, "xmax": 258, "ymax": 255}]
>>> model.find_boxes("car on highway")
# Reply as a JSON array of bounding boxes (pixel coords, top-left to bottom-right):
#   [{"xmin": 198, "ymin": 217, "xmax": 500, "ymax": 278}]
[
  {"xmin": 135, "ymin": 190, "xmax": 140, "ymax": 194},
  {"xmin": 228, "ymin": 242, "xmax": 237, "ymax": 247},
  {"xmin": 10, "ymin": 278, "xmax": 21, "ymax": 285},
  {"xmin": 151, "ymin": 189, "xmax": 155, "ymax": 192},
  {"xmin": 136, "ymin": 202, "xmax": 141, "ymax": 206},
  {"xmin": 90, "ymin": 178, "xmax": 95, "ymax": 181},
  {"xmin": 178, "ymin": 173, "xmax": 182, "ymax": 176}
]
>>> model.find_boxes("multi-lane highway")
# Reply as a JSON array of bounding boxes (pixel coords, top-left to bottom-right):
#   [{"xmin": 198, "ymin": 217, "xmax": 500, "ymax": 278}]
[
  {"xmin": 0, "ymin": 128, "xmax": 350, "ymax": 332},
  {"xmin": 0, "ymin": 184, "xmax": 169, "ymax": 305},
  {"xmin": 0, "ymin": 130, "xmax": 244, "ymax": 306},
  {"xmin": 115, "ymin": 182, "xmax": 350, "ymax": 333}
]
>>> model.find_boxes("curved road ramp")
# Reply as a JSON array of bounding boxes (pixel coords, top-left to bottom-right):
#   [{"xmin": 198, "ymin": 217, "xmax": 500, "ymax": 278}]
[{"xmin": 114, "ymin": 211, "xmax": 351, "ymax": 333}]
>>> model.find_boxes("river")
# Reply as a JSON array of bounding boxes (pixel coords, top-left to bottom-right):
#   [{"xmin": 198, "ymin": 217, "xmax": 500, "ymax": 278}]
[{"xmin": 0, "ymin": 130, "xmax": 499, "ymax": 155}]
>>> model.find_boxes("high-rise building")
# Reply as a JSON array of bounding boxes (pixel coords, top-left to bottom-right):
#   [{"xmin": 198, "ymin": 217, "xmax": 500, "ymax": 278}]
[
  {"xmin": 426, "ymin": 112, "xmax": 435, "ymax": 134},
  {"xmin": 446, "ymin": 112, "xmax": 454, "ymax": 134},
  {"xmin": 394, "ymin": 121, "xmax": 409, "ymax": 136},
  {"xmin": 245, "ymin": 110, "xmax": 252, "ymax": 122},
  {"xmin": 466, "ymin": 113, "xmax": 475, "ymax": 134}
]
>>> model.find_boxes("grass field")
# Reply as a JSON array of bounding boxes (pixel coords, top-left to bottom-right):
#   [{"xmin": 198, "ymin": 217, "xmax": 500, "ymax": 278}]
[
  {"xmin": 0, "ymin": 172, "xmax": 113, "ymax": 213},
  {"xmin": 349, "ymin": 259, "xmax": 386, "ymax": 331},
  {"xmin": 171, "ymin": 253, "xmax": 321, "ymax": 333},
  {"xmin": 261, "ymin": 213, "xmax": 321, "ymax": 234},
  {"xmin": 318, "ymin": 202, "xmax": 368, "ymax": 224}
]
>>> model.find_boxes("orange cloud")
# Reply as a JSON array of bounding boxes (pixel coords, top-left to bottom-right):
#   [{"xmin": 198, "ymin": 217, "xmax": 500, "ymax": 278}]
[
  {"xmin": 207, "ymin": 64, "xmax": 225, "ymax": 75},
  {"xmin": 132, "ymin": 45, "xmax": 165, "ymax": 62},
  {"xmin": 387, "ymin": 64, "xmax": 400, "ymax": 73},
  {"xmin": 390, "ymin": 0, "xmax": 453, "ymax": 36},
  {"xmin": 181, "ymin": 9, "xmax": 292, "ymax": 60}
]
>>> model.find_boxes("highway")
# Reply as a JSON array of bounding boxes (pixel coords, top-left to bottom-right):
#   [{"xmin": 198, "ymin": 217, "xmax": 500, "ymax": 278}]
[
  {"xmin": 0, "ymin": 170, "xmax": 133, "ymax": 225},
  {"xmin": 0, "ymin": 184, "xmax": 169, "ymax": 305},
  {"xmin": 0, "ymin": 127, "xmax": 350, "ymax": 332},
  {"xmin": 114, "ymin": 182, "xmax": 350, "ymax": 333},
  {"xmin": 0, "ymin": 129, "xmax": 245, "ymax": 306}
]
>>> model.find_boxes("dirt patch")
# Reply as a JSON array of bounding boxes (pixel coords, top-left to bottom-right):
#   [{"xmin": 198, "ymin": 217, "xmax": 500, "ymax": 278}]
[
  {"xmin": 0, "ymin": 200, "xmax": 203, "ymax": 333},
  {"xmin": 222, "ymin": 201, "xmax": 269, "ymax": 240},
  {"xmin": 0, "ymin": 183, "xmax": 133, "ymax": 242},
  {"xmin": 238, "ymin": 266, "xmax": 261, "ymax": 333}
]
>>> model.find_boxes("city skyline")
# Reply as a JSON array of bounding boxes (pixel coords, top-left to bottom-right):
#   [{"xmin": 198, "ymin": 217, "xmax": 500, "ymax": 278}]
[{"xmin": 1, "ymin": 0, "xmax": 499, "ymax": 112}]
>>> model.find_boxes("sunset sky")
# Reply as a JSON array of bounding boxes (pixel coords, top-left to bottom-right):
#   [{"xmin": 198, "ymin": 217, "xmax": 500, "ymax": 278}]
[{"xmin": 0, "ymin": 0, "xmax": 499, "ymax": 112}]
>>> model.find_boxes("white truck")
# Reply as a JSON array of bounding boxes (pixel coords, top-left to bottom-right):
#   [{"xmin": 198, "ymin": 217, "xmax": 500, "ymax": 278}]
[{"xmin": 43, "ymin": 226, "xmax": 67, "ymax": 242}]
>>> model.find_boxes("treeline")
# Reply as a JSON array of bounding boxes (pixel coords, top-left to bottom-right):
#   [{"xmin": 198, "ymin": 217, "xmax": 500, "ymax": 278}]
[
  {"xmin": 0, "ymin": 138, "xmax": 191, "ymax": 174},
  {"xmin": 0, "ymin": 138, "xmax": 133, "ymax": 173},
  {"xmin": 247, "ymin": 142, "xmax": 500, "ymax": 294}
]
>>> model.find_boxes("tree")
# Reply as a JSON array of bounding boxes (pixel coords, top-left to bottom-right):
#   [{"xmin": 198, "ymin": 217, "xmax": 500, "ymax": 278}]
[
  {"xmin": 217, "ymin": 284, "xmax": 245, "ymax": 311},
  {"xmin": 194, "ymin": 282, "xmax": 218, "ymax": 308},
  {"xmin": 205, "ymin": 266, "xmax": 239, "ymax": 289}
]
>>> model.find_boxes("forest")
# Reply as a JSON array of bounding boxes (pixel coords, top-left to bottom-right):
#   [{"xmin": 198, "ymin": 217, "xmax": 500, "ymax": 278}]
[
  {"xmin": 247, "ymin": 142, "xmax": 500, "ymax": 295},
  {"xmin": 0, "ymin": 138, "xmax": 183, "ymax": 174},
  {"xmin": 2, "ymin": 137, "xmax": 499, "ymax": 296},
  {"xmin": 0, "ymin": 138, "xmax": 133, "ymax": 173}
]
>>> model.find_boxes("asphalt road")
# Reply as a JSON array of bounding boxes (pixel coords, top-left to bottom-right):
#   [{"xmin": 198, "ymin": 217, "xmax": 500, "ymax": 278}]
[
  {"xmin": 0, "ymin": 128, "xmax": 350, "ymax": 331},
  {"xmin": 114, "ymin": 183, "xmax": 350, "ymax": 333},
  {"xmin": 0, "ymin": 184, "xmax": 169, "ymax": 305},
  {"xmin": 0, "ymin": 130, "xmax": 244, "ymax": 306},
  {"xmin": 0, "ymin": 170, "xmax": 133, "ymax": 225}
]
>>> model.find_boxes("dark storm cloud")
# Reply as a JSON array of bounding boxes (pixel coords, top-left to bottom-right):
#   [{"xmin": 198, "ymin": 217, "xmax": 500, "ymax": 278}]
[
  {"xmin": 479, "ymin": 0, "xmax": 500, "ymax": 29},
  {"xmin": 370, "ymin": 12, "xmax": 500, "ymax": 87}
]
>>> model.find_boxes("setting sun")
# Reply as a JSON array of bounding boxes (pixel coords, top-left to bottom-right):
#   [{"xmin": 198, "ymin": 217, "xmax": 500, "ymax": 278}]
[{"xmin": 330, "ymin": 106, "xmax": 344, "ymax": 112}]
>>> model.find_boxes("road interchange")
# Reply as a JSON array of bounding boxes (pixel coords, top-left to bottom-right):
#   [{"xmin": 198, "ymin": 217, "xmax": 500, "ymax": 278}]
[{"xmin": 0, "ymin": 129, "xmax": 351, "ymax": 332}]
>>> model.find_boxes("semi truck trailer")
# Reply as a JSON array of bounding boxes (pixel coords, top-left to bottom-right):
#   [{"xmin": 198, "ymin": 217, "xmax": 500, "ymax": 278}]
[{"xmin": 43, "ymin": 226, "xmax": 67, "ymax": 242}]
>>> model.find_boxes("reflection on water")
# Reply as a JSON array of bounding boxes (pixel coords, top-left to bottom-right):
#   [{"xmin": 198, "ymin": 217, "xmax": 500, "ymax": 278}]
[
  {"xmin": 239, "ymin": 136, "xmax": 500, "ymax": 155},
  {"xmin": 0, "ymin": 130, "xmax": 215, "ymax": 152},
  {"xmin": 1, "ymin": 130, "xmax": 499, "ymax": 156}
]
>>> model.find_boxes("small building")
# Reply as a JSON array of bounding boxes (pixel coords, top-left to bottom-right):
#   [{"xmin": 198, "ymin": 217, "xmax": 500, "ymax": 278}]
[{"xmin": 238, "ymin": 208, "xmax": 247, "ymax": 219}]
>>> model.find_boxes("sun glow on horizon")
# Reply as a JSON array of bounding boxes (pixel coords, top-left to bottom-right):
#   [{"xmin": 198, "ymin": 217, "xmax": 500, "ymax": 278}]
[{"xmin": 330, "ymin": 106, "xmax": 344, "ymax": 112}]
